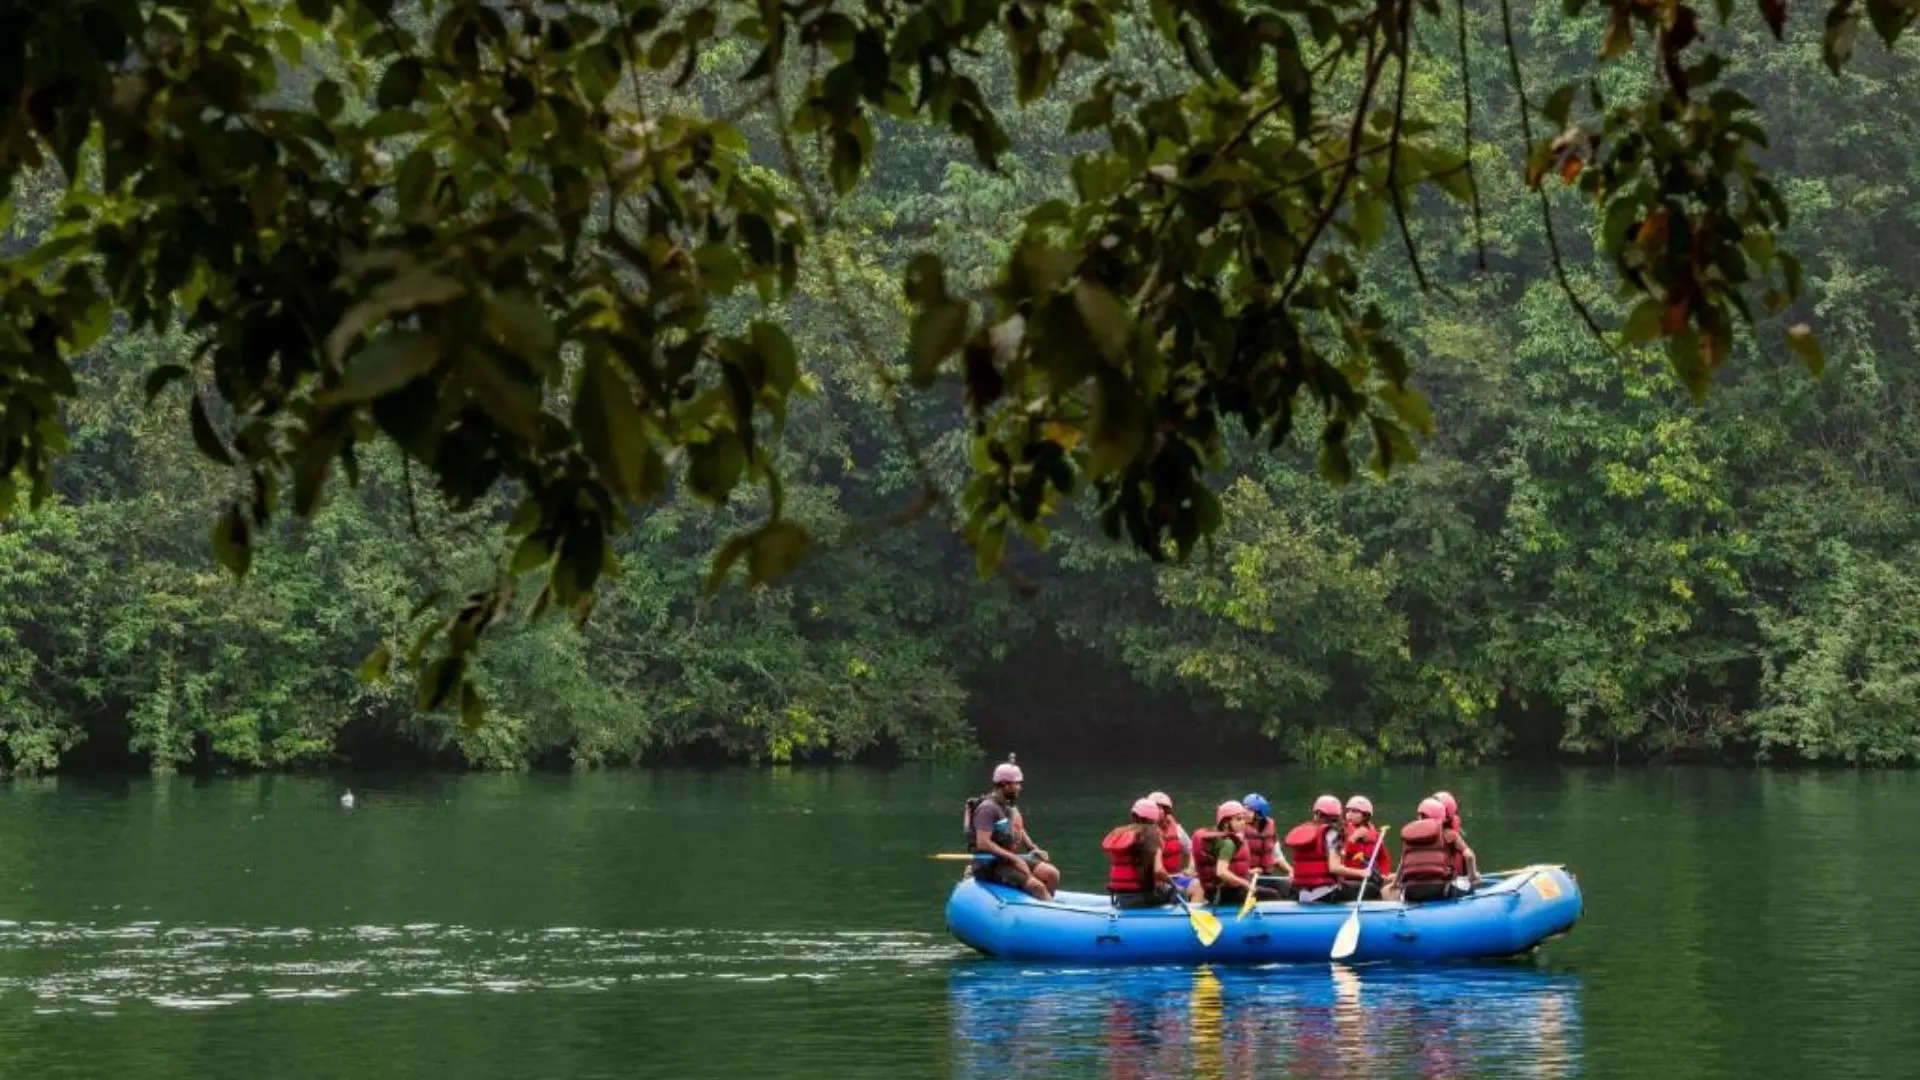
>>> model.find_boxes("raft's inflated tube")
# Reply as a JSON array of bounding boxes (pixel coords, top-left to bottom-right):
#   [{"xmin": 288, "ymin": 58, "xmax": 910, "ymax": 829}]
[{"xmin": 945, "ymin": 866, "xmax": 1581, "ymax": 964}]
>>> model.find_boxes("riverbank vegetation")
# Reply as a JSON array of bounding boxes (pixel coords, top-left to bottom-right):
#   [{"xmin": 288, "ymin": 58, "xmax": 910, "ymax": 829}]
[{"xmin": 3, "ymin": 1, "xmax": 1917, "ymax": 772}]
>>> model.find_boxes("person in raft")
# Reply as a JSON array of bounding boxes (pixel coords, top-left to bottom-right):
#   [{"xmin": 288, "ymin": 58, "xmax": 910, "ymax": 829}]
[
  {"xmin": 968, "ymin": 761, "xmax": 1060, "ymax": 899},
  {"xmin": 1339, "ymin": 794, "xmax": 1392, "ymax": 900},
  {"xmin": 1103, "ymin": 797, "xmax": 1179, "ymax": 909},
  {"xmin": 1193, "ymin": 801, "xmax": 1285, "ymax": 907},
  {"xmin": 1283, "ymin": 794, "xmax": 1377, "ymax": 902},
  {"xmin": 1239, "ymin": 793, "xmax": 1292, "ymax": 886},
  {"xmin": 1431, "ymin": 790, "xmax": 1480, "ymax": 889},
  {"xmin": 1148, "ymin": 791, "xmax": 1204, "ymax": 902},
  {"xmin": 1390, "ymin": 798, "xmax": 1471, "ymax": 901}
]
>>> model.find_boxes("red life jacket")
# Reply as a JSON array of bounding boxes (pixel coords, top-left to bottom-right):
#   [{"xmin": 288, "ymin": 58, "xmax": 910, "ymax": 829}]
[
  {"xmin": 1285, "ymin": 822, "xmax": 1336, "ymax": 888},
  {"xmin": 1160, "ymin": 823, "xmax": 1186, "ymax": 875},
  {"xmin": 1192, "ymin": 828, "xmax": 1251, "ymax": 894},
  {"xmin": 1342, "ymin": 824, "xmax": 1394, "ymax": 876},
  {"xmin": 1398, "ymin": 818, "xmax": 1456, "ymax": 883},
  {"xmin": 1102, "ymin": 825, "xmax": 1151, "ymax": 894},
  {"xmin": 1242, "ymin": 816, "xmax": 1278, "ymax": 871}
]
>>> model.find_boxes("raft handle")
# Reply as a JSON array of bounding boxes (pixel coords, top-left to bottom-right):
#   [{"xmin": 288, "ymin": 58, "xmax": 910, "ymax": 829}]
[
  {"xmin": 1094, "ymin": 934, "xmax": 1123, "ymax": 946},
  {"xmin": 1243, "ymin": 933, "xmax": 1270, "ymax": 944}
]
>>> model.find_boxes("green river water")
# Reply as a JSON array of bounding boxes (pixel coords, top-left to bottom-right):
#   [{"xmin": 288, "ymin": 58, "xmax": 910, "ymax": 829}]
[{"xmin": 2, "ymin": 763, "xmax": 1916, "ymax": 1078}]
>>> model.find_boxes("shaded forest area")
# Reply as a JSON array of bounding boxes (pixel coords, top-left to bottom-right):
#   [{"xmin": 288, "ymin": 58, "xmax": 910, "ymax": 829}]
[{"xmin": 2, "ymin": 2, "xmax": 1918, "ymax": 773}]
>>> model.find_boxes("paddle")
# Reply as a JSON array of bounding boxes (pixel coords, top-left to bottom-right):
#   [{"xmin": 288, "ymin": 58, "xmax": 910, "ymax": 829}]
[
  {"xmin": 1329, "ymin": 826, "xmax": 1389, "ymax": 962},
  {"xmin": 1236, "ymin": 871, "xmax": 1260, "ymax": 920},
  {"xmin": 1173, "ymin": 889, "xmax": 1223, "ymax": 947},
  {"xmin": 928, "ymin": 853, "xmax": 975, "ymax": 860}
]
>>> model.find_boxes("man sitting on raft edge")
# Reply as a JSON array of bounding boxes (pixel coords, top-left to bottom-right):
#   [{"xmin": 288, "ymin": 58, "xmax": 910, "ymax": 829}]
[{"xmin": 968, "ymin": 760, "xmax": 1060, "ymax": 900}]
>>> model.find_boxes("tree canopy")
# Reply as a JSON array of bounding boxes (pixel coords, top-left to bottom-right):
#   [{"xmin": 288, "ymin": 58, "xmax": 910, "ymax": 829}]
[{"xmin": 2, "ymin": 0, "xmax": 1916, "ymax": 731}]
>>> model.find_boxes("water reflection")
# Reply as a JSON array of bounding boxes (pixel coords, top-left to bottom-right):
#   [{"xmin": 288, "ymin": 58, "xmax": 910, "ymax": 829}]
[{"xmin": 948, "ymin": 962, "xmax": 1581, "ymax": 1079}]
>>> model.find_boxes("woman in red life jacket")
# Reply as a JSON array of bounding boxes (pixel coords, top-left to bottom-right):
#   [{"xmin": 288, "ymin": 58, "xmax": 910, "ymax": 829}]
[
  {"xmin": 1193, "ymin": 801, "xmax": 1282, "ymax": 906},
  {"xmin": 1149, "ymin": 792, "xmax": 1205, "ymax": 903},
  {"xmin": 1390, "ymin": 798, "xmax": 1467, "ymax": 901},
  {"xmin": 1285, "ymin": 794, "xmax": 1376, "ymax": 902},
  {"xmin": 1339, "ymin": 794, "xmax": 1392, "ymax": 899},
  {"xmin": 1238, "ymin": 793, "xmax": 1292, "ymax": 887},
  {"xmin": 1104, "ymin": 797, "xmax": 1178, "ymax": 909},
  {"xmin": 1431, "ymin": 790, "xmax": 1480, "ymax": 885}
]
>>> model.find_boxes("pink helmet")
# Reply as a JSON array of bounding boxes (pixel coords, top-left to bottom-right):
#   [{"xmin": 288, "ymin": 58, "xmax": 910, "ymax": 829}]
[
  {"xmin": 1434, "ymin": 791, "xmax": 1458, "ymax": 816},
  {"xmin": 992, "ymin": 762, "xmax": 1023, "ymax": 784},
  {"xmin": 1148, "ymin": 791, "xmax": 1174, "ymax": 810},
  {"xmin": 1418, "ymin": 797, "xmax": 1446, "ymax": 820},
  {"xmin": 1132, "ymin": 797, "xmax": 1163, "ymax": 822},
  {"xmin": 1215, "ymin": 800, "xmax": 1248, "ymax": 824},
  {"xmin": 1345, "ymin": 794, "xmax": 1374, "ymax": 816},
  {"xmin": 1313, "ymin": 794, "xmax": 1342, "ymax": 817}
]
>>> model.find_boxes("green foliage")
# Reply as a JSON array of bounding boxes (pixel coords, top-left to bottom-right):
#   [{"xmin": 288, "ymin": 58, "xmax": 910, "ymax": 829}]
[{"xmin": 3, "ymin": 0, "xmax": 1920, "ymax": 771}]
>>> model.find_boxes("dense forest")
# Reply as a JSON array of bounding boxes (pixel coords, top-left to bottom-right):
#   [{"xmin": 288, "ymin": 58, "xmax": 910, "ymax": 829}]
[{"xmin": 2, "ymin": 1, "xmax": 1917, "ymax": 774}]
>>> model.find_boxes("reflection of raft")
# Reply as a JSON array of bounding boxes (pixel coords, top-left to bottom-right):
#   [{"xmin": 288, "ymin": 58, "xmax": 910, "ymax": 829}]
[{"xmin": 945, "ymin": 865, "xmax": 1581, "ymax": 964}]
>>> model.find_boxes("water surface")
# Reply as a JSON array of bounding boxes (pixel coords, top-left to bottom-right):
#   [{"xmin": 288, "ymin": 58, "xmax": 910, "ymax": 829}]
[{"xmin": 2, "ymin": 765, "xmax": 1915, "ymax": 1077}]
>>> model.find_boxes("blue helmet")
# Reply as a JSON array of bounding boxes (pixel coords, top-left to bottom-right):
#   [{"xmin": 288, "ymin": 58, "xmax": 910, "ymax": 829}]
[{"xmin": 1242, "ymin": 793, "xmax": 1271, "ymax": 819}]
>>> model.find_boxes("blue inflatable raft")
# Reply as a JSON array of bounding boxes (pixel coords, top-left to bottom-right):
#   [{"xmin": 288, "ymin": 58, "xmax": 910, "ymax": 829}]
[{"xmin": 946, "ymin": 865, "xmax": 1581, "ymax": 964}]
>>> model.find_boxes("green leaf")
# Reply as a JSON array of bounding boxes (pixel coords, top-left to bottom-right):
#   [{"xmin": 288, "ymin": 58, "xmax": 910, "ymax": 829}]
[
  {"xmin": 376, "ymin": 59, "xmax": 424, "ymax": 109},
  {"xmin": 1543, "ymin": 83, "xmax": 1577, "ymax": 127},
  {"xmin": 144, "ymin": 364, "xmax": 189, "ymax": 404},
  {"xmin": 1623, "ymin": 298, "xmax": 1665, "ymax": 343},
  {"xmin": 1667, "ymin": 330, "xmax": 1710, "ymax": 404},
  {"xmin": 417, "ymin": 656, "xmax": 466, "ymax": 712},
  {"xmin": 394, "ymin": 148, "xmax": 435, "ymax": 215},
  {"xmin": 210, "ymin": 505, "xmax": 252, "ymax": 578},
  {"xmin": 1823, "ymin": 9, "xmax": 1860, "ymax": 74},
  {"xmin": 1072, "ymin": 281, "xmax": 1130, "ymax": 362},
  {"xmin": 1866, "ymin": 0, "xmax": 1915, "ymax": 45},
  {"xmin": 748, "ymin": 520, "xmax": 812, "ymax": 585},
  {"xmin": 314, "ymin": 79, "xmax": 344, "ymax": 121},
  {"xmin": 688, "ymin": 433, "xmax": 746, "ymax": 501},
  {"xmin": 575, "ymin": 353, "xmax": 661, "ymax": 501},
  {"xmin": 485, "ymin": 292, "xmax": 556, "ymax": 366},
  {"xmin": 359, "ymin": 644, "xmax": 392, "ymax": 683},
  {"xmin": 974, "ymin": 520, "xmax": 1007, "ymax": 578},
  {"xmin": 1786, "ymin": 323, "xmax": 1825, "ymax": 375},
  {"xmin": 750, "ymin": 322, "xmax": 798, "ymax": 395},
  {"xmin": 190, "ymin": 395, "xmax": 234, "ymax": 466},
  {"xmin": 510, "ymin": 533, "xmax": 552, "ymax": 574},
  {"xmin": 704, "ymin": 531, "xmax": 755, "ymax": 594},
  {"xmin": 909, "ymin": 300, "xmax": 969, "ymax": 386},
  {"xmin": 323, "ymin": 332, "xmax": 438, "ymax": 405}
]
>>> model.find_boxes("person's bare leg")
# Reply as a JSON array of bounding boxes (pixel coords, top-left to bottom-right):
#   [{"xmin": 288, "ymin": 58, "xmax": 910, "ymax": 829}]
[
  {"xmin": 1032, "ymin": 861, "xmax": 1060, "ymax": 891},
  {"xmin": 1021, "ymin": 876, "xmax": 1051, "ymax": 900}
]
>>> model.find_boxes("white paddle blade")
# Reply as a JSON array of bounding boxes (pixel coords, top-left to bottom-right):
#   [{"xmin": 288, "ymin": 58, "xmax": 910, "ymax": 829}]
[{"xmin": 1330, "ymin": 909, "xmax": 1362, "ymax": 960}]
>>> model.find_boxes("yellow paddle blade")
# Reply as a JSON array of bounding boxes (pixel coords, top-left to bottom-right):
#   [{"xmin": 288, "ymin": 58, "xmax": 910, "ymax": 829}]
[
  {"xmin": 1236, "ymin": 883, "xmax": 1258, "ymax": 920},
  {"xmin": 1190, "ymin": 905, "xmax": 1223, "ymax": 947}
]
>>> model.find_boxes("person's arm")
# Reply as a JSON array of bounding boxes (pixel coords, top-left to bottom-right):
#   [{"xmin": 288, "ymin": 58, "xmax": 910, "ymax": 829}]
[
  {"xmin": 1012, "ymin": 811, "xmax": 1048, "ymax": 862},
  {"xmin": 974, "ymin": 826, "xmax": 1025, "ymax": 864},
  {"xmin": 1329, "ymin": 831, "xmax": 1369, "ymax": 880},
  {"xmin": 1217, "ymin": 840, "xmax": 1251, "ymax": 890},
  {"xmin": 1459, "ymin": 838, "xmax": 1479, "ymax": 882}
]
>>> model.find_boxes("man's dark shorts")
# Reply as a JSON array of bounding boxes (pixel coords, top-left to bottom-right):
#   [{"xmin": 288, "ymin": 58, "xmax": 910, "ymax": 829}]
[{"xmin": 977, "ymin": 857, "xmax": 1033, "ymax": 888}]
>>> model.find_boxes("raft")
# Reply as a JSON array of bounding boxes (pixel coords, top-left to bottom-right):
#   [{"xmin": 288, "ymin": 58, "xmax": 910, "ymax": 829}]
[{"xmin": 945, "ymin": 865, "xmax": 1581, "ymax": 964}]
